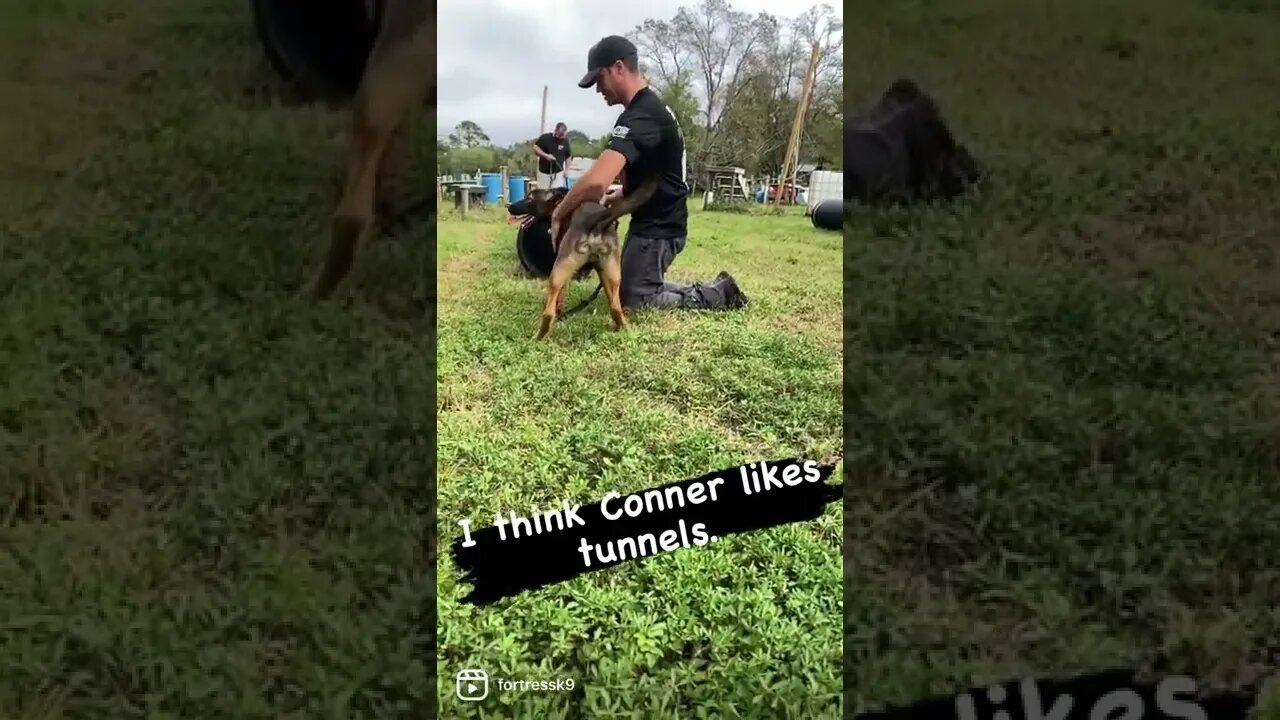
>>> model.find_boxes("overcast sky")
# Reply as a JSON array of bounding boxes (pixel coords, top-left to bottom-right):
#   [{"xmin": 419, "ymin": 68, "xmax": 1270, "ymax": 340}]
[{"xmin": 437, "ymin": 0, "xmax": 843, "ymax": 147}]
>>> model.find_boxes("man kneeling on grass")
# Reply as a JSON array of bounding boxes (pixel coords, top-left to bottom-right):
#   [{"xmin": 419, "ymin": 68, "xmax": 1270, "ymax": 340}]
[{"xmin": 550, "ymin": 35, "xmax": 748, "ymax": 312}]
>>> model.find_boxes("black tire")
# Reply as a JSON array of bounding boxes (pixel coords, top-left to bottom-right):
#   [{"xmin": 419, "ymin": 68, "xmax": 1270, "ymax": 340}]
[
  {"xmin": 515, "ymin": 221, "xmax": 592, "ymax": 280},
  {"xmin": 515, "ymin": 221, "xmax": 547, "ymax": 278},
  {"xmin": 251, "ymin": 0, "xmax": 382, "ymax": 101}
]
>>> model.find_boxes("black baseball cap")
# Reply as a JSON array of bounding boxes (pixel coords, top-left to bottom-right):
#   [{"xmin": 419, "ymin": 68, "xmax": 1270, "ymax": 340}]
[{"xmin": 577, "ymin": 35, "xmax": 638, "ymax": 88}]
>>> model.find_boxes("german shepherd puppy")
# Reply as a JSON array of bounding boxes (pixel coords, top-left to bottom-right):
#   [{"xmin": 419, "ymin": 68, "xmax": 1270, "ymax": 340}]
[
  {"xmin": 507, "ymin": 177, "xmax": 659, "ymax": 340},
  {"xmin": 312, "ymin": 0, "xmax": 436, "ymax": 300}
]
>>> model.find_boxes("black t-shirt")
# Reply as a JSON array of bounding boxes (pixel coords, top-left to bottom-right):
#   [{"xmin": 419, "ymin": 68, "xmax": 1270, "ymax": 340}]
[
  {"xmin": 535, "ymin": 133, "xmax": 571, "ymax": 174},
  {"xmin": 605, "ymin": 87, "xmax": 689, "ymax": 238}
]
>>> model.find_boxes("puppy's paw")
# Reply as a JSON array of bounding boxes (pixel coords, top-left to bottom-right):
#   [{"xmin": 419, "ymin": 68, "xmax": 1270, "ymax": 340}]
[{"xmin": 534, "ymin": 315, "xmax": 554, "ymax": 340}]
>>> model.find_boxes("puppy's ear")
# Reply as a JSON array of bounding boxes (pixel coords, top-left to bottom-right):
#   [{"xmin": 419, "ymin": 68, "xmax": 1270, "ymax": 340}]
[{"xmin": 544, "ymin": 188, "xmax": 569, "ymax": 213}]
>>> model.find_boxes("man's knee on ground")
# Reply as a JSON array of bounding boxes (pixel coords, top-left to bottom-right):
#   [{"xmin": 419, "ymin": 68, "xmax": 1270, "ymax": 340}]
[{"xmin": 620, "ymin": 287, "xmax": 647, "ymax": 311}]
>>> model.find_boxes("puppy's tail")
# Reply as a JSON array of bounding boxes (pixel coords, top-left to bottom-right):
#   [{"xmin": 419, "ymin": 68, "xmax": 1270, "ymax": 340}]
[{"xmin": 313, "ymin": 214, "xmax": 364, "ymax": 299}]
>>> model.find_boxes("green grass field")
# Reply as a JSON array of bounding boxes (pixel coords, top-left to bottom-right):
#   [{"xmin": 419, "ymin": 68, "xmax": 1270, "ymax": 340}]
[
  {"xmin": 8, "ymin": 0, "xmax": 1280, "ymax": 717},
  {"xmin": 844, "ymin": 0, "xmax": 1280, "ymax": 716},
  {"xmin": 2, "ymin": 2, "xmax": 437, "ymax": 718},
  {"xmin": 435, "ymin": 202, "xmax": 843, "ymax": 717},
  {"xmin": 1, "ymin": 3, "xmax": 843, "ymax": 715}
]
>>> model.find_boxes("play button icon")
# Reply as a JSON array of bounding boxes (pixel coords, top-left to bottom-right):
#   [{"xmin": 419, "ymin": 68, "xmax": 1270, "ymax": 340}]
[{"xmin": 456, "ymin": 669, "xmax": 489, "ymax": 701}]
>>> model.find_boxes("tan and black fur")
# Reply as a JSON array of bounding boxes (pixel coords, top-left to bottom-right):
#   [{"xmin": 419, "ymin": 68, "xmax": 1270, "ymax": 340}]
[
  {"xmin": 312, "ymin": 0, "xmax": 436, "ymax": 300},
  {"xmin": 508, "ymin": 177, "xmax": 659, "ymax": 340}
]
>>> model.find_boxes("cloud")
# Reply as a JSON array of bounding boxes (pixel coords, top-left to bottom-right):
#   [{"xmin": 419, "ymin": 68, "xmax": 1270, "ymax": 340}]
[{"xmin": 437, "ymin": 0, "xmax": 843, "ymax": 147}]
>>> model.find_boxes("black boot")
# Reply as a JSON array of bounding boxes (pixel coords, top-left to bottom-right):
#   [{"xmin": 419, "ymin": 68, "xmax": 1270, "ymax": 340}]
[
  {"xmin": 708, "ymin": 271, "xmax": 749, "ymax": 310},
  {"xmin": 939, "ymin": 144, "xmax": 986, "ymax": 197}
]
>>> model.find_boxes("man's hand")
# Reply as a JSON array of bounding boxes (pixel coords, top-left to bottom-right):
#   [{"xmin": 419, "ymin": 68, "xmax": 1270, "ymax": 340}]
[
  {"xmin": 601, "ymin": 185, "xmax": 624, "ymax": 207},
  {"xmin": 549, "ymin": 207, "xmax": 567, "ymax": 250}
]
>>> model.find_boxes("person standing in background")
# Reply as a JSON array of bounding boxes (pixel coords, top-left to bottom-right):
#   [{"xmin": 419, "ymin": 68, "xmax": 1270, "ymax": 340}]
[{"xmin": 533, "ymin": 122, "xmax": 572, "ymax": 189}]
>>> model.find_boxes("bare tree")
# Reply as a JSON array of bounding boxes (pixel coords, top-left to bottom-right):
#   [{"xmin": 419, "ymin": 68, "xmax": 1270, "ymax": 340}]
[
  {"xmin": 790, "ymin": 5, "xmax": 843, "ymax": 166},
  {"xmin": 632, "ymin": 17, "xmax": 687, "ymax": 89},
  {"xmin": 793, "ymin": 4, "xmax": 843, "ymax": 85},
  {"xmin": 633, "ymin": 0, "xmax": 774, "ymax": 167},
  {"xmin": 631, "ymin": 1, "xmax": 844, "ymax": 177}
]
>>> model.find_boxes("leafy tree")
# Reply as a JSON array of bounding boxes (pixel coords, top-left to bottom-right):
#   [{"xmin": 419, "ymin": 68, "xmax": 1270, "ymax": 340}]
[{"xmin": 446, "ymin": 120, "xmax": 490, "ymax": 149}]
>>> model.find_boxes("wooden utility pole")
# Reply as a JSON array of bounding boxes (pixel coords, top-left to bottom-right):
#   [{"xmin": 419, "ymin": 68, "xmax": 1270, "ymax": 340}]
[
  {"xmin": 539, "ymin": 86, "xmax": 548, "ymax": 135},
  {"xmin": 773, "ymin": 42, "xmax": 821, "ymax": 209}
]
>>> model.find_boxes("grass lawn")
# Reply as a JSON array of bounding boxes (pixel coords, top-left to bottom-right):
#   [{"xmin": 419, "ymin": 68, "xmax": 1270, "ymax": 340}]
[
  {"xmin": 9, "ymin": 0, "xmax": 1279, "ymax": 717},
  {"xmin": 435, "ymin": 201, "xmax": 843, "ymax": 717},
  {"xmin": 844, "ymin": 0, "xmax": 1280, "ymax": 715},
  {"xmin": 2, "ymin": 2, "xmax": 436, "ymax": 718}
]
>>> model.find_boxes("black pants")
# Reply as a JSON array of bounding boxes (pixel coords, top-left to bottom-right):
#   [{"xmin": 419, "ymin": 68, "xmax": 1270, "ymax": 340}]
[
  {"xmin": 845, "ymin": 120, "xmax": 910, "ymax": 202},
  {"xmin": 618, "ymin": 231, "xmax": 728, "ymax": 311}
]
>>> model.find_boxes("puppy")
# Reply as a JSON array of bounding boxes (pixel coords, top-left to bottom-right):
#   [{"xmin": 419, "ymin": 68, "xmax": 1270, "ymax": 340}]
[
  {"xmin": 312, "ymin": 0, "xmax": 436, "ymax": 300},
  {"xmin": 508, "ymin": 178, "xmax": 658, "ymax": 340},
  {"xmin": 508, "ymin": 187, "xmax": 578, "ymax": 316}
]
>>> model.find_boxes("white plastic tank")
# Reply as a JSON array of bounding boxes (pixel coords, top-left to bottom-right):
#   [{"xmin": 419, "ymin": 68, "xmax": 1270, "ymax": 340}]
[{"xmin": 805, "ymin": 170, "xmax": 844, "ymax": 214}]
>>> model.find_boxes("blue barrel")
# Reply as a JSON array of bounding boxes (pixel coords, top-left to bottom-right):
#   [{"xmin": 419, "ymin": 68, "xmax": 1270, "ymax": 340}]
[
  {"xmin": 508, "ymin": 176, "xmax": 527, "ymax": 203},
  {"xmin": 480, "ymin": 173, "xmax": 502, "ymax": 204},
  {"xmin": 755, "ymin": 187, "xmax": 766, "ymax": 203},
  {"xmin": 565, "ymin": 176, "xmax": 577, "ymax": 188}
]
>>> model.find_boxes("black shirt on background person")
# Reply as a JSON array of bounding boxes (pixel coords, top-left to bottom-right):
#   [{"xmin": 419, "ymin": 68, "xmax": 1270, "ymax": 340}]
[{"xmin": 534, "ymin": 123, "xmax": 571, "ymax": 175}]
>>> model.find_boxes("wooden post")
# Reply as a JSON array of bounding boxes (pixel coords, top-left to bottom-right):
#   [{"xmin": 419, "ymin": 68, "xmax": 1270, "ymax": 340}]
[
  {"xmin": 461, "ymin": 187, "xmax": 470, "ymax": 217},
  {"xmin": 540, "ymin": 86, "xmax": 548, "ymax": 135},
  {"xmin": 774, "ymin": 42, "xmax": 821, "ymax": 209},
  {"xmin": 500, "ymin": 165, "xmax": 509, "ymax": 205}
]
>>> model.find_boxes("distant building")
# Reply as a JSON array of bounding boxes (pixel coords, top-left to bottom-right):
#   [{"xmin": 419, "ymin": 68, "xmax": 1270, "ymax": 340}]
[
  {"xmin": 564, "ymin": 156, "xmax": 595, "ymax": 180},
  {"xmin": 796, "ymin": 163, "xmax": 824, "ymax": 184}
]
